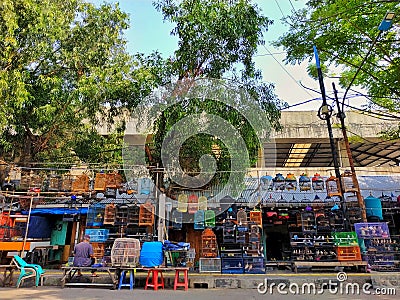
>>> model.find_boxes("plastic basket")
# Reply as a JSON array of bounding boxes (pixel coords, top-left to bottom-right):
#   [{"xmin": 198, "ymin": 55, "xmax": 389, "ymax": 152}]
[
  {"xmin": 85, "ymin": 229, "xmax": 109, "ymax": 242},
  {"xmin": 111, "ymin": 238, "xmax": 141, "ymax": 267},
  {"xmin": 332, "ymin": 232, "xmax": 359, "ymax": 246},
  {"xmin": 336, "ymin": 246, "xmax": 361, "ymax": 261}
]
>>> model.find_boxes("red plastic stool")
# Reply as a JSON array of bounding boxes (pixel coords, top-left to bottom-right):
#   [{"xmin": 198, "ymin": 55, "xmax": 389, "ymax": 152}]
[
  {"xmin": 145, "ymin": 269, "xmax": 164, "ymax": 290},
  {"xmin": 174, "ymin": 268, "xmax": 188, "ymax": 291}
]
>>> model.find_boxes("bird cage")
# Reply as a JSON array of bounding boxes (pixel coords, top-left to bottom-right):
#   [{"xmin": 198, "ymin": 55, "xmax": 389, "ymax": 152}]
[
  {"xmin": 194, "ymin": 210, "xmax": 205, "ymax": 230},
  {"xmin": 127, "ymin": 204, "xmax": 140, "ymax": 226},
  {"xmin": 301, "ymin": 211, "xmax": 316, "ymax": 233},
  {"xmin": 272, "ymin": 173, "xmax": 285, "ymax": 190},
  {"xmin": 72, "ymin": 174, "xmax": 89, "ymax": 193},
  {"xmin": 139, "ymin": 202, "xmax": 154, "ymax": 226},
  {"xmin": 48, "ymin": 175, "xmax": 61, "ymax": 192},
  {"xmin": 188, "ymin": 194, "xmax": 198, "ymax": 214},
  {"xmin": 198, "ymin": 195, "xmax": 207, "ymax": 210},
  {"xmin": 86, "ymin": 203, "xmax": 105, "ymax": 227},
  {"xmin": 111, "ymin": 238, "xmax": 141, "ymax": 267},
  {"xmin": 341, "ymin": 170, "xmax": 358, "ymax": 193},
  {"xmin": 299, "ymin": 173, "xmax": 311, "ymax": 191},
  {"xmin": 237, "ymin": 208, "xmax": 247, "ymax": 225},
  {"xmin": 260, "ymin": 174, "xmax": 273, "ymax": 190},
  {"xmin": 285, "ymin": 173, "xmax": 297, "ymax": 191},
  {"xmin": 94, "ymin": 173, "xmax": 107, "ymax": 192},
  {"xmin": 106, "ymin": 172, "xmax": 123, "ymax": 189},
  {"xmin": 61, "ymin": 174, "xmax": 73, "ymax": 192},
  {"xmin": 204, "ymin": 210, "xmax": 215, "ymax": 228},
  {"xmin": 115, "ymin": 204, "xmax": 129, "ymax": 226},
  {"xmin": 201, "ymin": 228, "xmax": 218, "ymax": 258},
  {"xmin": 312, "ymin": 173, "xmax": 325, "ymax": 191},
  {"xmin": 172, "ymin": 209, "xmax": 183, "ymax": 230},
  {"xmin": 326, "ymin": 175, "xmax": 342, "ymax": 197},
  {"xmin": 103, "ymin": 203, "xmax": 116, "ymax": 225},
  {"xmin": 177, "ymin": 193, "xmax": 188, "ymax": 212},
  {"xmin": 249, "ymin": 224, "xmax": 260, "ymax": 242},
  {"xmin": 249, "ymin": 210, "xmax": 262, "ymax": 226}
]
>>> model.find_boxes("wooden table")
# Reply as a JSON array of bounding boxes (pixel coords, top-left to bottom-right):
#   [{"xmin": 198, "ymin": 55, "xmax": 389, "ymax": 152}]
[
  {"xmin": 0, "ymin": 264, "xmax": 16, "ymax": 287},
  {"xmin": 292, "ymin": 261, "xmax": 368, "ymax": 273},
  {"xmin": 60, "ymin": 266, "xmax": 118, "ymax": 289}
]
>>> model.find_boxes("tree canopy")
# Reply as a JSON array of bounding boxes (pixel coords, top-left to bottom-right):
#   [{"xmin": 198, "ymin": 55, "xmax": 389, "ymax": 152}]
[{"xmin": 274, "ymin": 0, "xmax": 400, "ymax": 112}]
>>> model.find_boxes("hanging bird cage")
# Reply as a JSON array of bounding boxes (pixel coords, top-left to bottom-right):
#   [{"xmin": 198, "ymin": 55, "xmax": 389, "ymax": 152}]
[
  {"xmin": 48, "ymin": 175, "xmax": 61, "ymax": 192},
  {"xmin": 272, "ymin": 173, "xmax": 285, "ymax": 191},
  {"xmin": 249, "ymin": 224, "xmax": 260, "ymax": 242},
  {"xmin": 194, "ymin": 210, "xmax": 205, "ymax": 230},
  {"xmin": 86, "ymin": 203, "xmax": 105, "ymax": 227},
  {"xmin": 249, "ymin": 210, "xmax": 262, "ymax": 226},
  {"xmin": 285, "ymin": 173, "xmax": 297, "ymax": 191},
  {"xmin": 72, "ymin": 174, "xmax": 89, "ymax": 193},
  {"xmin": 188, "ymin": 193, "xmax": 198, "ymax": 214},
  {"xmin": 341, "ymin": 170, "xmax": 358, "ymax": 193},
  {"xmin": 103, "ymin": 203, "xmax": 116, "ymax": 225},
  {"xmin": 127, "ymin": 204, "xmax": 140, "ymax": 226},
  {"xmin": 299, "ymin": 173, "xmax": 311, "ymax": 191},
  {"xmin": 204, "ymin": 210, "xmax": 215, "ymax": 228},
  {"xmin": 237, "ymin": 208, "xmax": 247, "ymax": 225},
  {"xmin": 198, "ymin": 195, "xmax": 207, "ymax": 211},
  {"xmin": 312, "ymin": 173, "xmax": 325, "ymax": 191},
  {"xmin": 61, "ymin": 174, "xmax": 73, "ymax": 192},
  {"xmin": 172, "ymin": 209, "xmax": 183, "ymax": 230},
  {"xmin": 260, "ymin": 174, "xmax": 273, "ymax": 191},
  {"xmin": 139, "ymin": 202, "xmax": 154, "ymax": 226},
  {"xmin": 106, "ymin": 172, "xmax": 123, "ymax": 189},
  {"xmin": 114, "ymin": 203, "xmax": 129, "ymax": 226},
  {"xmin": 326, "ymin": 175, "xmax": 342, "ymax": 197},
  {"xmin": 177, "ymin": 193, "xmax": 188, "ymax": 212},
  {"xmin": 201, "ymin": 228, "xmax": 218, "ymax": 258},
  {"xmin": 94, "ymin": 173, "xmax": 107, "ymax": 192}
]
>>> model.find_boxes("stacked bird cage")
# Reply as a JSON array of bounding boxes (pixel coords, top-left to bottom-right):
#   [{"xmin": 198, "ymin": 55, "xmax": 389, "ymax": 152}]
[{"xmin": 111, "ymin": 238, "xmax": 141, "ymax": 267}]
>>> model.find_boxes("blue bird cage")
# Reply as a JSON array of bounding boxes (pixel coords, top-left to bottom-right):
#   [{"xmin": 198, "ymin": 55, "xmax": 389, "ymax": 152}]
[
  {"xmin": 194, "ymin": 210, "xmax": 205, "ymax": 230},
  {"xmin": 86, "ymin": 203, "xmax": 105, "ymax": 227}
]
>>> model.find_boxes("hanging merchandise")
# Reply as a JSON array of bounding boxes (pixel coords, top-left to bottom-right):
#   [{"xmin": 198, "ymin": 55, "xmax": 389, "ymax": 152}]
[
  {"xmin": 300, "ymin": 211, "xmax": 316, "ymax": 233},
  {"xmin": 188, "ymin": 193, "xmax": 199, "ymax": 214},
  {"xmin": 72, "ymin": 174, "xmax": 89, "ymax": 193},
  {"xmin": 139, "ymin": 202, "xmax": 154, "ymax": 226},
  {"xmin": 249, "ymin": 210, "xmax": 262, "ymax": 226},
  {"xmin": 285, "ymin": 173, "xmax": 297, "ymax": 191},
  {"xmin": 94, "ymin": 173, "xmax": 107, "ymax": 192},
  {"xmin": 177, "ymin": 193, "xmax": 188, "ymax": 212},
  {"xmin": 326, "ymin": 175, "xmax": 342, "ymax": 197},
  {"xmin": 198, "ymin": 195, "xmax": 207, "ymax": 211},
  {"xmin": 299, "ymin": 173, "xmax": 311, "ymax": 191},
  {"xmin": 272, "ymin": 173, "xmax": 285, "ymax": 191},
  {"xmin": 204, "ymin": 210, "xmax": 216, "ymax": 228},
  {"xmin": 48, "ymin": 175, "xmax": 61, "ymax": 192},
  {"xmin": 172, "ymin": 209, "xmax": 183, "ymax": 230},
  {"xmin": 194, "ymin": 210, "xmax": 205, "ymax": 230},
  {"xmin": 106, "ymin": 172, "xmax": 123, "ymax": 189},
  {"xmin": 139, "ymin": 178, "xmax": 152, "ymax": 195},
  {"xmin": 201, "ymin": 228, "xmax": 218, "ymax": 258},
  {"xmin": 260, "ymin": 174, "xmax": 273, "ymax": 191},
  {"xmin": 341, "ymin": 170, "xmax": 358, "ymax": 193},
  {"xmin": 311, "ymin": 173, "xmax": 325, "ymax": 191},
  {"xmin": 127, "ymin": 204, "xmax": 140, "ymax": 226},
  {"xmin": 103, "ymin": 203, "xmax": 116, "ymax": 225},
  {"xmin": 115, "ymin": 203, "xmax": 129, "ymax": 226}
]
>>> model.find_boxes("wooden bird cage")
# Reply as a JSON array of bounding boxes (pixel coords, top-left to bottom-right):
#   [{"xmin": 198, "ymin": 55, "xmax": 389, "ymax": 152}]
[
  {"xmin": 94, "ymin": 173, "xmax": 107, "ymax": 192},
  {"xmin": 326, "ymin": 175, "xmax": 342, "ymax": 197},
  {"xmin": 61, "ymin": 174, "xmax": 73, "ymax": 192},
  {"xmin": 188, "ymin": 194, "xmax": 198, "ymax": 214},
  {"xmin": 127, "ymin": 204, "xmax": 140, "ymax": 226},
  {"xmin": 103, "ymin": 203, "xmax": 116, "ymax": 225},
  {"xmin": 201, "ymin": 228, "xmax": 218, "ymax": 258},
  {"xmin": 72, "ymin": 174, "xmax": 89, "ymax": 193},
  {"xmin": 341, "ymin": 170, "xmax": 358, "ymax": 193},
  {"xmin": 139, "ymin": 202, "xmax": 154, "ymax": 226},
  {"xmin": 115, "ymin": 204, "xmax": 129, "ymax": 226},
  {"xmin": 237, "ymin": 208, "xmax": 247, "ymax": 225},
  {"xmin": 106, "ymin": 173, "xmax": 123, "ymax": 189},
  {"xmin": 48, "ymin": 175, "xmax": 61, "ymax": 192},
  {"xmin": 249, "ymin": 210, "xmax": 262, "ymax": 226}
]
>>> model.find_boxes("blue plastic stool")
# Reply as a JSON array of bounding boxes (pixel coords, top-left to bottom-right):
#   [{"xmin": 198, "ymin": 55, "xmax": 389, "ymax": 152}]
[{"xmin": 118, "ymin": 270, "xmax": 134, "ymax": 290}]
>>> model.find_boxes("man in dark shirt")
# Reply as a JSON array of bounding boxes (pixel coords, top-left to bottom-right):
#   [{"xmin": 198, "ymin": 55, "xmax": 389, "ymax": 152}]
[{"xmin": 73, "ymin": 234, "xmax": 97, "ymax": 276}]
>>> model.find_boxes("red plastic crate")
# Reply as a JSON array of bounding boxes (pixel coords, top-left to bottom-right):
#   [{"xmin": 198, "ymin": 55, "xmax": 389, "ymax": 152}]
[{"xmin": 336, "ymin": 246, "xmax": 361, "ymax": 261}]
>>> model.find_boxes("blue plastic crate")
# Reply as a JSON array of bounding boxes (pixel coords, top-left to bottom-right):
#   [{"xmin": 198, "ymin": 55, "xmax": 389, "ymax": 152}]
[
  {"xmin": 85, "ymin": 229, "xmax": 109, "ymax": 242},
  {"xmin": 354, "ymin": 222, "xmax": 390, "ymax": 239}
]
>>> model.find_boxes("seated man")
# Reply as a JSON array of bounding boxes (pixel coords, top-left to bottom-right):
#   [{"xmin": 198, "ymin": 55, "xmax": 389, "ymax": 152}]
[{"xmin": 73, "ymin": 234, "xmax": 98, "ymax": 277}]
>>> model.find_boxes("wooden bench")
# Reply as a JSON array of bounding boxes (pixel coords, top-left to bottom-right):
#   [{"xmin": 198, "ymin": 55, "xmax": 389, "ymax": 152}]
[
  {"xmin": 60, "ymin": 266, "xmax": 118, "ymax": 289},
  {"xmin": 292, "ymin": 261, "xmax": 368, "ymax": 273}
]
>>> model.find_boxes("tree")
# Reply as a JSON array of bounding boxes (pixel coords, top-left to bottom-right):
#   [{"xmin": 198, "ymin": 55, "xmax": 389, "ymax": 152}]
[
  {"xmin": 148, "ymin": 0, "xmax": 285, "ymax": 194},
  {"xmin": 273, "ymin": 0, "xmax": 400, "ymax": 111},
  {"xmin": 0, "ymin": 0, "xmax": 164, "ymax": 164}
]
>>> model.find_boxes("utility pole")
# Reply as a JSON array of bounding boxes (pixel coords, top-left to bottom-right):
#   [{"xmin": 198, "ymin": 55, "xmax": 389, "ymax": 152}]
[{"xmin": 332, "ymin": 83, "xmax": 367, "ymax": 222}]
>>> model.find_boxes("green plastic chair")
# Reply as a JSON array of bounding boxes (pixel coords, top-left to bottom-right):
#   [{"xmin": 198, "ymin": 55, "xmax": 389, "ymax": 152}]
[{"xmin": 12, "ymin": 255, "xmax": 45, "ymax": 288}]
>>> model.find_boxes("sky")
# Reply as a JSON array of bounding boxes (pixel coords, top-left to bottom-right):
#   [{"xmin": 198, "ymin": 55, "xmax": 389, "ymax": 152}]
[{"xmin": 90, "ymin": 0, "xmax": 361, "ymax": 111}]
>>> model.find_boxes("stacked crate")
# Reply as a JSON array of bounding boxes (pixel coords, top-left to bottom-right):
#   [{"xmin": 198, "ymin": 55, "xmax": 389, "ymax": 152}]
[{"xmin": 333, "ymin": 231, "xmax": 361, "ymax": 261}]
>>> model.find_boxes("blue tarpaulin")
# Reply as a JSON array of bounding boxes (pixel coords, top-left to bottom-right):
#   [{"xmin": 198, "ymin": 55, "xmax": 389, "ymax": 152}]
[
  {"xmin": 140, "ymin": 241, "xmax": 163, "ymax": 267},
  {"xmin": 22, "ymin": 207, "xmax": 88, "ymax": 215}
]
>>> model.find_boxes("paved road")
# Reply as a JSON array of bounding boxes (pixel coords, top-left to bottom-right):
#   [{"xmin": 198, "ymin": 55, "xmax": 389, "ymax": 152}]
[{"xmin": 0, "ymin": 287, "xmax": 397, "ymax": 300}]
